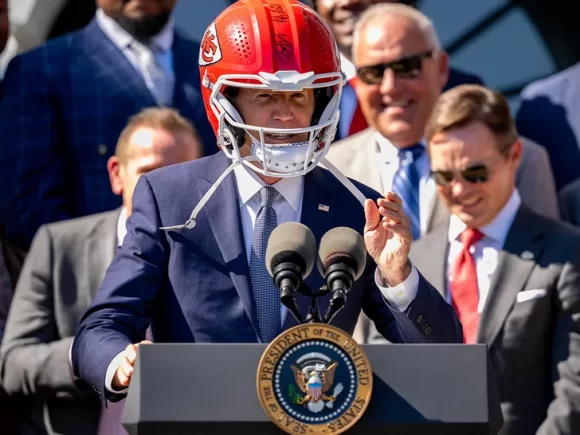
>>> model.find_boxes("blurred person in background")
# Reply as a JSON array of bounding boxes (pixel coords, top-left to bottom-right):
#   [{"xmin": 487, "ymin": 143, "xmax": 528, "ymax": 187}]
[
  {"xmin": 0, "ymin": 2, "xmax": 32, "ymax": 434},
  {"xmin": 411, "ymin": 85, "xmax": 580, "ymax": 434},
  {"xmin": 0, "ymin": 107, "xmax": 203, "ymax": 435},
  {"xmin": 517, "ymin": 61, "xmax": 580, "ymax": 191},
  {"xmin": 325, "ymin": 3, "xmax": 559, "ymax": 344},
  {"xmin": 0, "ymin": 0, "xmax": 215, "ymax": 258},
  {"xmin": 312, "ymin": 0, "xmax": 484, "ymax": 141},
  {"xmin": 560, "ymin": 178, "xmax": 580, "ymax": 226}
]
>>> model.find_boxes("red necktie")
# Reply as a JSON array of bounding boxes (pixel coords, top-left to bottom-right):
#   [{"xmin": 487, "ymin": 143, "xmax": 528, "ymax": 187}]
[
  {"xmin": 347, "ymin": 77, "xmax": 368, "ymax": 136},
  {"xmin": 450, "ymin": 228, "xmax": 484, "ymax": 344}
]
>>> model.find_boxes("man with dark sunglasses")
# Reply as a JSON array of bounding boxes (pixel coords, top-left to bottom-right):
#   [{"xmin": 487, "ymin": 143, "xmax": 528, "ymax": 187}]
[
  {"xmin": 312, "ymin": 0, "xmax": 484, "ymax": 141},
  {"xmin": 407, "ymin": 84, "xmax": 580, "ymax": 435},
  {"xmin": 326, "ymin": 2, "xmax": 559, "ymax": 344}
]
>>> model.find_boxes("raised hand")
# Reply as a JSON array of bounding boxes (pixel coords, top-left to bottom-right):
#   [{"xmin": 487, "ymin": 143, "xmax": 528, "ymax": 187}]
[{"xmin": 363, "ymin": 192, "xmax": 413, "ymax": 286}]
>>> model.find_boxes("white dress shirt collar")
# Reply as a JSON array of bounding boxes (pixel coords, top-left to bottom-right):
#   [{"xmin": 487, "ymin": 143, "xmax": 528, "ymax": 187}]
[
  {"xmin": 340, "ymin": 52, "xmax": 357, "ymax": 81},
  {"xmin": 233, "ymin": 164, "xmax": 303, "ymax": 212},
  {"xmin": 96, "ymin": 8, "xmax": 174, "ymax": 52},
  {"xmin": 448, "ymin": 189, "xmax": 522, "ymax": 245},
  {"xmin": 374, "ymin": 132, "xmax": 426, "ymax": 162},
  {"xmin": 117, "ymin": 207, "xmax": 128, "ymax": 247}
]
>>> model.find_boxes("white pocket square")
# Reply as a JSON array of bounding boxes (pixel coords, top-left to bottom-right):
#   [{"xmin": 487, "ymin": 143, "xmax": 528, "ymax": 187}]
[{"xmin": 516, "ymin": 289, "xmax": 547, "ymax": 303}]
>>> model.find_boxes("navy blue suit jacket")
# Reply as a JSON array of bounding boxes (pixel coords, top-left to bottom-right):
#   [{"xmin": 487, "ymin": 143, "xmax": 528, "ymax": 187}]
[
  {"xmin": 71, "ymin": 152, "xmax": 462, "ymax": 400},
  {"xmin": 0, "ymin": 19, "xmax": 216, "ymax": 249}
]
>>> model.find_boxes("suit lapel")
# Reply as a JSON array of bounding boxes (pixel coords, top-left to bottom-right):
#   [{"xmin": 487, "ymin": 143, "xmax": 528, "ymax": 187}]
[
  {"xmin": 202, "ymin": 155, "xmax": 259, "ymax": 336},
  {"xmin": 83, "ymin": 20, "xmax": 156, "ymax": 107},
  {"xmin": 412, "ymin": 223, "xmax": 448, "ymax": 298},
  {"xmin": 476, "ymin": 206, "xmax": 546, "ymax": 345},
  {"xmin": 84, "ymin": 210, "xmax": 121, "ymax": 305},
  {"xmin": 349, "ymin": 130, "xmax": 383, "ymax": 193},
  {"xmin": 171, "ymin": 31, "xmax": 198, "ymax": 110},
  {"xmin": 426, "ymin": 193, "xmax": 451, "ymax": 234}
]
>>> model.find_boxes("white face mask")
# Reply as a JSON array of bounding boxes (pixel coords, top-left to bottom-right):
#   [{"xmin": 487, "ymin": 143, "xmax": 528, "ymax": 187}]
[{"xmin": 249, "ymin": 138, "xmax": 322, "ymax": 175}]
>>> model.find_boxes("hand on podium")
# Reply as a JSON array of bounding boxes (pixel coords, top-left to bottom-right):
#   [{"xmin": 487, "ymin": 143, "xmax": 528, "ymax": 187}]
[{"xmin": 112, "ymin": 340, "xmax": 152, "ymax": 390}]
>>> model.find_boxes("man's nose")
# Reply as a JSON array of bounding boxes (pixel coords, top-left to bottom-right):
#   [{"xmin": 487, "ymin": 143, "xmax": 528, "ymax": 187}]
[
  {"xmin": 379, "ymin": 68, "xmax": 398, "ymax": 96},
  {"xmin": 450, "ymin": 177, "xmax": 469, "ymax": 198},
  {"xmin": 272, "ymin": 99, "xmax": 294, "ymax": 122}
]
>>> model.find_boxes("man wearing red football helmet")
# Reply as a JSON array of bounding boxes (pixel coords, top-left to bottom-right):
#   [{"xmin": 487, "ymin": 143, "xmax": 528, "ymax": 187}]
[{"xmin": 71, "ymin": 0, "xmax": 462, "ymax": 397}]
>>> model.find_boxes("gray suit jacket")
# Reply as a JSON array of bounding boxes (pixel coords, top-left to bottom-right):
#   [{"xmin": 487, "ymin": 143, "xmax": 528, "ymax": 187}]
[
  {"xmin": 0, "ymin": 210, "xmax": 119, "ymax": 435},
  {"xmin": 410, "ymin": 206, "xmax": 580, "ymax": 435},
  {"xmin": 560, "ymin": 178, "xmax": 580, "ymax": 226},
  {"xmin": 326, "ymin": 128, "xmax": 560, "ymax": 232}
]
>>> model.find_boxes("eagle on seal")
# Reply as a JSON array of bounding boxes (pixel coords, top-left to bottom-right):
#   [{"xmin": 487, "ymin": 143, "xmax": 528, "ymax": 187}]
[{"xmin": 291, "ymin": 362, "xmax": 338, "ymax": 413}]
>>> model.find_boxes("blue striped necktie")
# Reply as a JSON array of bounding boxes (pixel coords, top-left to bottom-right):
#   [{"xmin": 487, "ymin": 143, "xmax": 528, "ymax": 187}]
[
  {"xmin": 392, "ymin": 144, "xmax": 424, "ymax": 240},
  {"xmin": 250, "ymin": 186, "xmax": 281, "ymax": 342}
]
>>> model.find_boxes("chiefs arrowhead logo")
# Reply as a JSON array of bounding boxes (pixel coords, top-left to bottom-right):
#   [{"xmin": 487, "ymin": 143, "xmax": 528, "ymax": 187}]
[{"xmin": 199, "ymin": 21, "xmax": 222, "ymax": 66}]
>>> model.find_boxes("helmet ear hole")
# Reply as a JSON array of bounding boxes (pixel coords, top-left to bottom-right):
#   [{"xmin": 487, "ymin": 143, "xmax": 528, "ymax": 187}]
[
  {"xmin": 311, "ymin": 87, "xmax": 333, "ymax": 126},
  {"xmin": 217, "ymin": 89, "xmax": 248, "ymax": 151}
]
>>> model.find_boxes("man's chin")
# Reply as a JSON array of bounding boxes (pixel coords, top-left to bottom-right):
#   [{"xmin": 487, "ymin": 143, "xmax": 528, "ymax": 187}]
[{"xmin": 376, "ymin": 123, "xmax": 418, "ymax": 145}]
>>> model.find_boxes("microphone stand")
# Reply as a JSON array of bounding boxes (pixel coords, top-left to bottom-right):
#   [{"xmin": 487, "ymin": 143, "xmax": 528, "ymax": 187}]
[
  {"xmin": 273, "ymin": 263, "xmax": 352, "ymax": 325},
  {"xmin": 297, "ymin": 283, "xmax": 328, "ymax": 324}
]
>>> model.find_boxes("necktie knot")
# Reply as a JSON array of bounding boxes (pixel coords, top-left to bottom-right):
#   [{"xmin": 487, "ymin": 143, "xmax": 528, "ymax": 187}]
[
  {"xmin": 259, "ymin": 186, "xmax": 278, "ymax": 209},
  {"xmin": 461, "ymin": 228, "xmax": 484, "ymax": 248},
  {"xmin": 399, "ymin": 144, "xmax": 425, "ymax": 165}
]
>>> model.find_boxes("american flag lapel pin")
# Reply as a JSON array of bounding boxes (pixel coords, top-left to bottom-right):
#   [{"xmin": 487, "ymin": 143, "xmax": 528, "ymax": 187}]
[{"xmin": 318, "ymin": 204, "xmax": 330, "ymax": 212}]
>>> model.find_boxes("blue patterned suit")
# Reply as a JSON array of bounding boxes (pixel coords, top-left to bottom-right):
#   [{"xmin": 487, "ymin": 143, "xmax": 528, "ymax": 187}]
[{"xmin": 0, "ymin": 19, "xmax": 216, "ymax": 248}]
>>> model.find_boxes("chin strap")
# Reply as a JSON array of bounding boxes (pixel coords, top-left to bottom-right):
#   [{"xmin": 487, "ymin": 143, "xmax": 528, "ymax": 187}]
[
  {"xmin": 318, "ymin": 157, "xmax": 367, "ymax": 206},
  {"xmin": 159, "ymin": 159, "xmax": 244, "ymax": 231},
  {"xmin": 159, "ymin": 156, "xmax": 368, "ymax": 232}
]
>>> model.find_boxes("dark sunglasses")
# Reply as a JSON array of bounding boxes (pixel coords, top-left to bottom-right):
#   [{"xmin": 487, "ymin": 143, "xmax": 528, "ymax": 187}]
[
  {"xmin": 356, "ymin": 51, "xmax": 435, "ymax": 85},
  {"xmin": 430, "ymin": 142, "xmax": 515, "ymax": 186},
  {"xmin": 430, "ymin": 164, "xmax": 490, "ymax": 186}
]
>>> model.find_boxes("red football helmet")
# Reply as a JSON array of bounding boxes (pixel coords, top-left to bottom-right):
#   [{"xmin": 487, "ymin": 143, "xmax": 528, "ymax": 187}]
[{"xmin": 198, "ymin": 0, "xmax": 344, "ymax": 177}]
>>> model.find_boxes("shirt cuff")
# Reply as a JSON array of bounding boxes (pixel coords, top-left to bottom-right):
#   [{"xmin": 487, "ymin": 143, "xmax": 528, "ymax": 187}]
[
  {"xmin": 105, "ymin": 351, "xmax": 129, "ymax": 394},
  {"xmin": 374, "ymin": 265, "xmax": 419, "ymax": 312},
  {"xmin": 68, "ymin": 339, "xmax": 79, "ymax": 381}
]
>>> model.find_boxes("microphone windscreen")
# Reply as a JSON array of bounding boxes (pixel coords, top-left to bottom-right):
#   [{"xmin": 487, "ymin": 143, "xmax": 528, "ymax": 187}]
[
  {"xmin": 266, "ymin": 222, "xmax": 317, "ymax": 278},
  {"xmin": 317, "ymin": 227, "xmax": 367, "ymax": 280}
]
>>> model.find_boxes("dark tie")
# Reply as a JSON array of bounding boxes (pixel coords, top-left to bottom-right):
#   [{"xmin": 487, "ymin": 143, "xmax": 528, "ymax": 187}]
[
  {"xmin": 250, "ymin": 186, "xmax": 281, "ymax": 342},
  {"xmin": 392, "ymin": 144, "xmax": 424, "ymax": 240},
  {"xmin": 450, "ymin": 228, "xmax": 484, "ymax": 344}
]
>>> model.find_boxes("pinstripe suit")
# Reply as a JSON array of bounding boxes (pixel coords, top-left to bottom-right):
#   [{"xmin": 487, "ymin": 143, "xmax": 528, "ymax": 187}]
[{"xmin": 0, "ymin": 18, "xmax": 215, "ymax": 249}]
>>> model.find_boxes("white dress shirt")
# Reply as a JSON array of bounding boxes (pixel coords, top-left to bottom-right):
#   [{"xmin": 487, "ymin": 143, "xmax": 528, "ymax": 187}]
[
  {"xmin": 117, "ymin": 207, "xmax": 128, "ymax": 246},
  {"xmin": 104, "ymin": 166, "xmax": 420, "ymax": 393},
  {"xmin": 446, "ymin": 189, "xmax": 521, "ymax": 312},
  {"xmin": 374, "ymin": 133, "xmax": 437, "ymax": 235},
  {"xmin": 95, "ymin": 8, "xmax": 175, "ymax": 105}
]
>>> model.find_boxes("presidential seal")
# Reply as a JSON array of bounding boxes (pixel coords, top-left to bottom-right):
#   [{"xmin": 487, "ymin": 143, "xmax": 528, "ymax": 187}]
[{"xmin": 257, "ymin": 324, "xmax": 372, "ymax": 434}]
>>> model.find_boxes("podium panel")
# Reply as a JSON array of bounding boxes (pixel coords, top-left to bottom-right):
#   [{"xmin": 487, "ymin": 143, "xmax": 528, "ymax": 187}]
[{"xmin": 122, "ymin": 343, "xmax": 502, "ymax": 435}]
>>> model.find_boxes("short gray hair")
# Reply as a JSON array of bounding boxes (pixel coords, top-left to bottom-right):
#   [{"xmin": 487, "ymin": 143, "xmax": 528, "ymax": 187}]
[{"xmin": 352, "ymin": 3, "xmax": 441, "ymax": 64}]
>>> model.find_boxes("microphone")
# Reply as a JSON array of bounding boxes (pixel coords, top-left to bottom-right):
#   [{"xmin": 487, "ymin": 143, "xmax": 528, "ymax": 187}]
[
  {"xmin": 317, "ymin": 227, "xmax": 367, "ymax": 324},
  {"xmin": 266, "ymin": 222, "xmax": 317, "ymax": 324}
]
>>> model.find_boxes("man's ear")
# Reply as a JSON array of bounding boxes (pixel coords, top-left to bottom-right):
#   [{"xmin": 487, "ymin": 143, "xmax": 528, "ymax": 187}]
[
  {"xmin": 107, "ymin": 156, "xmax": 124, "ymax": 196},
  {"xmin": 438, "ymin": 51, "xmax": 450, "ymax": 90}
]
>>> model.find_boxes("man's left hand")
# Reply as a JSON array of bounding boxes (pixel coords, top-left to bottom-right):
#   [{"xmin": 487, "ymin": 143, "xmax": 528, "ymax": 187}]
[{"xmin": 363, "ymin": 192, "xmax": 413, "ymax": 286}]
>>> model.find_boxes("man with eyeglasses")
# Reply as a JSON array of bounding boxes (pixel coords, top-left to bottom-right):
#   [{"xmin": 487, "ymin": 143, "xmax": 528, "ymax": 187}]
[
  {"xmin": 312, "ymin": 0, "xmax": 483, "ymax": 141},
  {"xmin": 408, "ymin": 84, "xmax": 580, "ymax": 435},
  {"xmin": 325, "ymin": 3, "xmax": 559, "ymax": 344}
]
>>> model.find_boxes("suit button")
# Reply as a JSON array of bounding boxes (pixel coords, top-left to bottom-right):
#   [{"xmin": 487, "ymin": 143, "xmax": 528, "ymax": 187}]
[
  {"xmin": 424, "ymin": 326, "xmax": 432, "ymax": 335},
  {"xmin": 416, "ymin": 314, "xmax": 424, "ymax": 323}
]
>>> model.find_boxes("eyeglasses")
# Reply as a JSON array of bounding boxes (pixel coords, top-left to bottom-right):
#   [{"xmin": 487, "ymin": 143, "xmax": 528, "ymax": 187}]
[
  {"xmin": 430, "ymin": 164, "xmax": 490, "ymax": 186},
  {"xmin": 430, "ymin": 143, "xmax": 515, "ymax": 186},
  {"xmin": 356, "ymin": 51, "xmax": 435, "ymax": 85}
]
